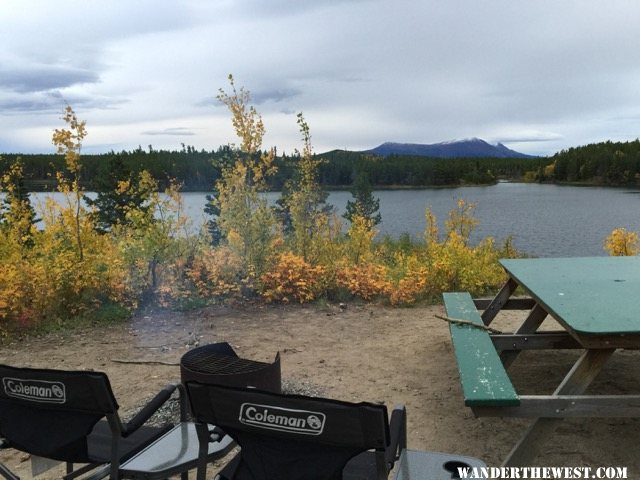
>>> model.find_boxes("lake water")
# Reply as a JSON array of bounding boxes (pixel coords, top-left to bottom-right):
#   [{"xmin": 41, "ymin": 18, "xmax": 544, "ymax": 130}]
[{"xmin": 21, "ymin": 183, "xmax": 640, "ymax": 257}]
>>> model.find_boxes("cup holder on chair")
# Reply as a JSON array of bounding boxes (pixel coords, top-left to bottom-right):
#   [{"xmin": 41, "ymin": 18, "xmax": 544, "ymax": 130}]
[
  {"xmin": 444, "ymin": 460, "xmax": 473, "ymax": 479},
  {"xmin": 393, "ymin": 450, "xmax": 485, "ymax": 480}
]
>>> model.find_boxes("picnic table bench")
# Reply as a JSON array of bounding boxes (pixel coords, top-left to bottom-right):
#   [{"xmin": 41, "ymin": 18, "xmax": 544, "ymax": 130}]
[{"xmin": 443, "ymin": 292, "xmax": 518, "ymax": 407}]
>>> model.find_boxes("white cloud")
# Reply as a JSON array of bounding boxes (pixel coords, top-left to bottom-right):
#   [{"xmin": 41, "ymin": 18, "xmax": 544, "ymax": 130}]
[{"xmin": 141, "ymin": 127, "xmax": 196, "ymax": 136}]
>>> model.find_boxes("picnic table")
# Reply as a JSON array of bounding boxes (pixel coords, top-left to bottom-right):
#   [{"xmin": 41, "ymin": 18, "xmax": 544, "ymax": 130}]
[{"xmin": 443, "ymin": 256, "xmax": 640, "ymax": 466}]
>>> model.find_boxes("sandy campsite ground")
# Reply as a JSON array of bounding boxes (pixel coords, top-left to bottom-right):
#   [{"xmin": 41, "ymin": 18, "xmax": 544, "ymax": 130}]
[{"xmin": 1, "ymin": 302, "xmax": 640, "ymax": 478}]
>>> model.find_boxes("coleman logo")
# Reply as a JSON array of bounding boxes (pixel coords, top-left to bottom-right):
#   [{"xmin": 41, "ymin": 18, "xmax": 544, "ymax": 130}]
[
  {"xmin": 2, "ymin": 377, "xmax": 66, "ymax": 404},
  {"xmin": 239, "ymin": 403, "xmax": 326, "ymax": 435}
]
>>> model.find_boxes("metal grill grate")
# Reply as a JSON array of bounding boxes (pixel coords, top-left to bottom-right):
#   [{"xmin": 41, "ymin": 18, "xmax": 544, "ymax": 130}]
[
  {"xmin": 180, "ymin": 342, "xmax": 282, "ymax": 393},
  {"xmin": 182, "ymin": 350, "xmax": 270, "ymax": 375}
]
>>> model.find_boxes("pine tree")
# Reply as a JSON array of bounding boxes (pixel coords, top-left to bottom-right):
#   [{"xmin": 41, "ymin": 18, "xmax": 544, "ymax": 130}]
[
  {"xmin": 85, "ymin": 155, "xmax": 153, "ymax": 233},
  {"xmin": 204, "ymin": 147, "xmax": 235, "ymax": 245},
  {"xmin": 344, "ymin": 171, "xmax": 381, "ymax": 226},
  {"xmin": 0, "ymin": 157, "xmax": 38, "ymax": 250},
  {"xmin": 204, "ymin": 189, "xmax": 223, "ymax": 245}
]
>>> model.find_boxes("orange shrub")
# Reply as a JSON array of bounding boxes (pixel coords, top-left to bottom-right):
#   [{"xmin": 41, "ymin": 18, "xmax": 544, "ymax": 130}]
[
  {"xmin": 389, "ymin": 255, "xmax": 430, "ymax": 305},
  {"xmin": 185, "ymin": 246, "xmax": 243, "ymax": 299},
  {"xmin": 336, "ymin": 262, "xmax": 391, "ymax": 301},
  {"xmin": 260, "ymin": 252, "xmax": 327, "ymax": 303}
]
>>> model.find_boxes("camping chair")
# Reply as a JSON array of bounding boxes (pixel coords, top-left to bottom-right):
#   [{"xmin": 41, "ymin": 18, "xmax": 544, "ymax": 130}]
[
  {"xmin": 185, "ymin": 382, "xmax": 407, "ymax": 480},
  {"xmin": 0, "ymin": 364, "xmax": 182, "ymax": 480}
]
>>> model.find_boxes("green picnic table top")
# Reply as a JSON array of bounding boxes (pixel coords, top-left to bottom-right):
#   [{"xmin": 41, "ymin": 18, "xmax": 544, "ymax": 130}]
[{"xmin": 500, "ymin": 256, "xmax": 640, "ymax": 337}]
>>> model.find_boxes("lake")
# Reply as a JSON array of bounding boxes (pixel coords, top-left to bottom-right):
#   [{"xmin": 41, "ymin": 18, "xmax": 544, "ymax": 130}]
[{"xmin": 22, "ymin": 183, "xmax": 640, "ymax": 257}]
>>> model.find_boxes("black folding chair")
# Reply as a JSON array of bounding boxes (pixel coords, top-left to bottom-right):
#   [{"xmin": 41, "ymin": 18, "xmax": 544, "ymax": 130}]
[
  {"xmin": 0, "ymin": 364, "xmax": 181, "ymax": 480},
  {"xmin": 185, "ymin": 382, "xmax": 407, "ymax": 480}
]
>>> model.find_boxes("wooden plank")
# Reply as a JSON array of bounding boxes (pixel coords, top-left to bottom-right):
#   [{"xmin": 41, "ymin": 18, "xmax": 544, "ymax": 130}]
[
  {"xmin": 502, "ymin": 349, "xmax": 614, "ymax": 467},
  {"xmin": 568, "ymin": 333, "xmax": 640, "ymax": 349},
  {"xmin": 473, "ymin": 395, "xmax": 640, "ymax": 418},
  {"xmin": 513, "ymin": 303, "xmax": 548, "ymax": 334},
  {"xmin": 443, "ymin": 292, "xmax": 519, "ymax": 407},
  {"xmin": 474, "ymin": 297, "xmax": 536, "ymax": 311},
  {"xmin": 500, "ymin": 303, "xmax": 549, "ymax": 368},
  {"xmin": 480, "ymin": 278, "xmax": 518, "ymax": 325},
  {"xmin": 491, "ymin": 333, "xmax": 581, "ymax": 351}
]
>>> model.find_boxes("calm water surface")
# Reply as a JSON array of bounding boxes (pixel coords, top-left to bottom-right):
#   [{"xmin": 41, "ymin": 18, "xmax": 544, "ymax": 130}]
[{"xmin": 26, "ymin": 183, "xmax": 640, "ymax": 258}]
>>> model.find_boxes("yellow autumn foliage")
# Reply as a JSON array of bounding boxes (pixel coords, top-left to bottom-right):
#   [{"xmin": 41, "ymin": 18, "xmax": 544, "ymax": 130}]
[
  {"xmin": 388, "ymin": 254, "xmax": 429, "ymax": 305},
  {"xmin": 336, "ymin": 262, "xmax": 391, "ymax": 301},
  {"xmin": 260, "ymin": 252, "xmax": 327, "ymax": 303},
  {"xmin": 0, "ymin": 200, "xmax": 138, "ymax": 325},
  {"xmin": 604, "ymin": 228, "xmax": 639, "ymax": 256}
]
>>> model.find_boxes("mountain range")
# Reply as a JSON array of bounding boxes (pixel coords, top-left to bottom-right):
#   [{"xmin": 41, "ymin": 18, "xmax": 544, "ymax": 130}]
[{"xmin": 365, "ymin": 138, "xmax": 535, "ymax": 158}]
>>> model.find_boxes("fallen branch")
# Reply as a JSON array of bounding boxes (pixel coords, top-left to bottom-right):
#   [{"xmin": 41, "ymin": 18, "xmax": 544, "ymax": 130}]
[
  {"xmin": 110, "ymin": 359, "xmax": 179, "ymax": 366},
  {"xmin": 133, "ymin": 344, "xmax": 175, "ymax": 349},
  {"xmin": 435, "ymin": 314, "xmax": 503, "ymax": 334}
]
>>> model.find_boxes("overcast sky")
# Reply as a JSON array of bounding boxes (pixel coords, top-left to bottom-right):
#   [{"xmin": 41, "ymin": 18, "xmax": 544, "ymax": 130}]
[{"xmin": 1, "ymin": 1, "xmax": 639, "ymax": 157}]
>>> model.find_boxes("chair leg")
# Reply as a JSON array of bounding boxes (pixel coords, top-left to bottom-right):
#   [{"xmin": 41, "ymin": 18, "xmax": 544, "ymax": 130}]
[
  {"xmin": 196, "ymin": 453, "xmax": 208, "ymax": 480},
  {"xmin": 0, "ymin": 463, "xmax": 19, "ymax": 480},
  {"xmin": 81, "ymin": 464, "xmax": 111, "ymax": 480},
  {"xmin": 63, "ymin": 463, "xmax": 105, "ymax": 480},
  {"xmin": 375, "ymin": 451, "xmax": 388, "ymax": 480}
]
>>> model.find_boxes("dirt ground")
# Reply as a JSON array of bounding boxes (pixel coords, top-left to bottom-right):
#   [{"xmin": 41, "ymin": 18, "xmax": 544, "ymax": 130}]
[{"xmin": 1, "ymin": 302, "xmax": 639, "ymax": 478}]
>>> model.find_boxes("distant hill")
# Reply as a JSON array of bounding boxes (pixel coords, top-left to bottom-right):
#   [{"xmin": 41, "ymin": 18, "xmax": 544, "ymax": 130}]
[{"xmin": 365, "ymin": 138, "xmax": 535, "ymax": 158}]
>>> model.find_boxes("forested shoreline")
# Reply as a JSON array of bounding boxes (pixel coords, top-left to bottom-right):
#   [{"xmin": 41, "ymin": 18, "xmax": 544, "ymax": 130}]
[
  {"xmin": 5, "ymin": 137, "xmax": 640, "ymax": 192},
  {"xmin": 541, "ymin": 139, "xmax": 640, "ymax": 185},
  {"xmin": 0, "ymin": 147, "xmax": 548, "ymax": 192}
]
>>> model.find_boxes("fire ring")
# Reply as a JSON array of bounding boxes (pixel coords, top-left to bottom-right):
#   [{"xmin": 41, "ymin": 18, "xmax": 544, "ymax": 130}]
[{"xmin": 180, "ymin": 342, "xmax": 281, "ymax": 393}]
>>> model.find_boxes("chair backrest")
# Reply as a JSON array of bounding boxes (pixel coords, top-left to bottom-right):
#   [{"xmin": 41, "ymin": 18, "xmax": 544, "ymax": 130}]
[
  {"xmin": 186, "ymin": 382, "xmax": 390, "ymax": 480},
  {"xmin": 0, "ymin": 364, "xmax": 118, "ymax": 462}
]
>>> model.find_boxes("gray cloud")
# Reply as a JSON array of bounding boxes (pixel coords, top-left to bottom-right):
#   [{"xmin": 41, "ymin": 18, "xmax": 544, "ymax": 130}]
[
  {"xmin": 0, "ymin": 66, "xmax": 99, "ymax": 93},
  {"xmin": 0, "ymin": 90, "xmax": 127, "ymax": 114},
  {"xmin": 141, "ymin": 127, "xmax": 196, "ymax": 136},
  {"xmin": 0, "ymin": 91, "xmax": 63, "ymax": 113},
  {"xmin": 2, "ymin": 1, "xmax": 640, "ymax": 156},
  {"xmin": 252, "ymin": 88, "xmax": 301, "ymax": 105},
  {"xmin": 193, "ymin": 96, "xmax": 217, "ymax": 108},
  {"xmin": 194, "ymin": 87, "xmax": 301, "ymax": 108}
]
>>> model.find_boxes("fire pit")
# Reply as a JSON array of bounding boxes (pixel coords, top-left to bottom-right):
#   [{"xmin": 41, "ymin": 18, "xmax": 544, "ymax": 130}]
[{"xmin": 180, "ymin": 342, "xmax": 281, "ymax": 393}]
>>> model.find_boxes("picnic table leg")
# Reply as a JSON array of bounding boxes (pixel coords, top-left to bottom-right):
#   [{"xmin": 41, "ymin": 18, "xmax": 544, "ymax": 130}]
[
  {"xmin": 500, "ymin": 303, "xmax": 549, "ymax": 369},
  {"xmin": 481, "ymin": 278, "xmax": 518, "ymax": 325},
  {"xmin": 501, "ymin": 348, "xmax": 615, "ymax": 467}
]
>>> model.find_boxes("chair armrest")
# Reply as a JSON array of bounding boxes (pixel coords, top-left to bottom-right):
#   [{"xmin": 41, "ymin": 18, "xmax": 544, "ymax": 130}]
[
  {"xmin": 385, "ymin": 404, "xmax": 407, "ymax": 467},
  {"xmin": 122, "ymin": 383, "xmax": 179, "ymax": 436},
  {"xmin": 176, "ymin": 383, "xmax": 189, "ymax": 421}
]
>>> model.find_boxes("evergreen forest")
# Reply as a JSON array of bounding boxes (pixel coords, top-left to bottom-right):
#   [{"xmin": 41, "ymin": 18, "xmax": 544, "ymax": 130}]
[
  {"xmin": 5, "ymin": 137, "xmax": 640, "ymax": 191},
  {"xmin": 0, "ymin": 147, "xmax": 548, "ymax": 192},
  {"xmin": 542, "ymin": 139, "xmax": 640, "ymax": 184}
]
